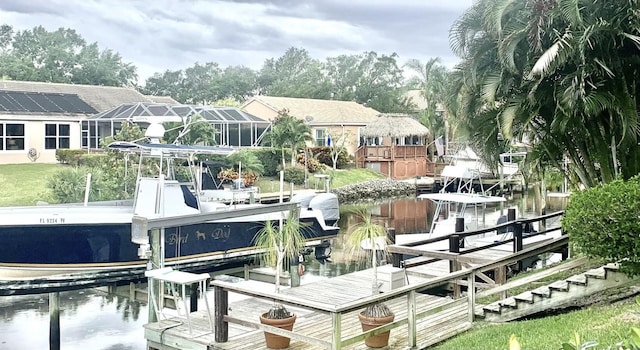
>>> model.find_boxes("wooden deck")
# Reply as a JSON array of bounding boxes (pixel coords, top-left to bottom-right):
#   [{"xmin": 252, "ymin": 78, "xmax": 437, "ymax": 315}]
[
  {"xmin": 144, "ymin": 212, "xmax": 568, "ymax": 350},
  {"xmin": 145, "ymin": 268, "xmax": 472, "ymax": 350}
]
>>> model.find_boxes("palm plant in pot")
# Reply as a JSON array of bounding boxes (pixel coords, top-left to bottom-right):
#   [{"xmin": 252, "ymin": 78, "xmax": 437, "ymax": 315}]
[
  {"xmin": 344, "ymin": 208, "xmax": 395, "ymax": 348},
  {"xmin": 253, "ymin": 206, "xmax": 306, "ymax": 349}
]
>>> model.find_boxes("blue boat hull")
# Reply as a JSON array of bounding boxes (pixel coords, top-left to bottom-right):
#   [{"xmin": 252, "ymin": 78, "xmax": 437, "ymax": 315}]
[{"xmin": 0, "ymin": 218, "xmax": 338, "ymax": 273}]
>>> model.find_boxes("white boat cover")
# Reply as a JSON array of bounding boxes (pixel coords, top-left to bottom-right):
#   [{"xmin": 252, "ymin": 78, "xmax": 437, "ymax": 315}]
[{"xmin": 417, "ymin": 192, "xmax": 506, "ymax": 204}]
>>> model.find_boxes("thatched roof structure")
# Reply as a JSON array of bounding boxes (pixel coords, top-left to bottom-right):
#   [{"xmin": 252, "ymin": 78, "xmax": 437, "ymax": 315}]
[{"xmin": 360, "ymin": 113, "xmax": 430, "ymax": 138}]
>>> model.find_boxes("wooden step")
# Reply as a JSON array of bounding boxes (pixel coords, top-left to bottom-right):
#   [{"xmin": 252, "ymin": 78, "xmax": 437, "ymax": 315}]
[
  {"xmin": 513, "ymin": 291, "xmax": 534, "ymax": 303},
  {"xmin": 548, "ymin": 280, "xmax": 569, "ymax": 292},
  {"xmin": 483, "ymin": 302, "xmax": 501, "ymax": 314},
  {"xmin": 566, "ymin": 274, "xmax": 587, "ymax": 286},
  {"xmin": 584, "ymin": 267, "xmax": 606, "ymax": 279},
  {"xmin": 604, "ymin": 263, "xmax": 620, "ymax": 271},
  {"xmin": 531, "ymin": 286, "xmax": 551, "ymax": 298},
  {"xmin": 498, "ymin": 297, "xmax": 517, "ymax": 308}
]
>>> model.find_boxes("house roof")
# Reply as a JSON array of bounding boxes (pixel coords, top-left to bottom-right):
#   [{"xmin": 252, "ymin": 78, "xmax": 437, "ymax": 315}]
[
  {"xmin": 360, "ymin": 113, "xmax": 430, "ymax": 138},
  {"xmin": 242, "ymin": 95, "xmax": 380, "ymax": 124},
  {"xmin": 0, "ymin": 80, "xmax": 177, "ymax": 113},
  {"xmin": 90, "ymin": 102, "xmax": 269, "ymax": 124}
]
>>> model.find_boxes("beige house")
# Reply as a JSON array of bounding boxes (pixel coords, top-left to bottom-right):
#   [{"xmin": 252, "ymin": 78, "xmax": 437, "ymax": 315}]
[
  {"xmin": 0, "ymin": 80, "xmax": 175, "ymax": 164},
  {"xmin": 241, "ymin": 96, "xmax": 381, "ymax": 155}
]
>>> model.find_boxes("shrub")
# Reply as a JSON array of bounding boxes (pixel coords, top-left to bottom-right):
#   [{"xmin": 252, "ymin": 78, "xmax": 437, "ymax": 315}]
[
  {"xmin": 247, "ymin": 148, "xmax": 284, "ymax": 176},
  {"xmin": 309, "ymin": 146, "xmax": 349, "ymax": 169},
  {"xmin": 282, "ymin": 165, "xmax": 306, "ymax": 185},
  {"xmin": 55, "ymin": 149, "xmax": 87, "ymax": 165},
  {"xmin": 47, "ymin": 166, "xmax": 124, "ymax": 203},
  {"xmin": 78, "ymin": 153, "xmax": 107, "ymax": 168},
  {"xmin": 562, "ymin": 176, "xmax": 640, "ymax": 276},
  {"xmin": 295, "ymin": 152, "xmax": 325, "ymax": 173}
]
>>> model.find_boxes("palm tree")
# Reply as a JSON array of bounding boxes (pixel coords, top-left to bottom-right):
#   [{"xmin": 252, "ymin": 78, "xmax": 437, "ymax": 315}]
[
  {"xmin": 405, "ymin": 58, "xmax": 450, "ymax": 140},
  {"xmin": 448, "ymin": 0, "xmax": 640, "ymax": 187},
  {"xmin": 344, "ymin": 208, "xmax": 392, "ymax": 315},
  {"xmin": 253, "ymin": 207, "xmax": 306, "ymax": 316},
  {"xmin": 269, "ymin": 109, "xmax": 313, "ymax": 168},
  {"xmin": 344, "ymin": 208, "xmax": 395, "ymax": 348}
]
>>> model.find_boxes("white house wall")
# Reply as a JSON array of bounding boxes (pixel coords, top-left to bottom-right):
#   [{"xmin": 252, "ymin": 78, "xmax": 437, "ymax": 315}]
[{"xmin": 0, "ymin": 115, "xmax": 82, "ymax": 164}]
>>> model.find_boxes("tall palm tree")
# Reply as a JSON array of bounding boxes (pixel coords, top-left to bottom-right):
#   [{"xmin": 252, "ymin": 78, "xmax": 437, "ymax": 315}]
[
  {"xmin": 269, "ymin": 110, "xmax": 313, "ymax": 168},
  {"xmin": 448, "ymin": 0, "xmax": 640, "ymax": 187},
  {"xmin": 405, "ymin": 58, "xmax": 450, "ymax": 140}
]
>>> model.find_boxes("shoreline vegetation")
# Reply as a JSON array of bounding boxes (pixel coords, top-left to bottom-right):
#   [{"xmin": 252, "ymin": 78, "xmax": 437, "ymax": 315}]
[{"xmin": 2, "ymin": 163, "xmax": 639, "ymax": 349}]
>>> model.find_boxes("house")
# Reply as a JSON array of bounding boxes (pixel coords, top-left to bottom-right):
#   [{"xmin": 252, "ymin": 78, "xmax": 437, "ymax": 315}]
[
  {"xmin": 357, "ymin": 113, "xmax": 431, "ymax": 179},
  {"xmin": 241, "ymin": 96, "xmax": 381, "ymax": 155},
  {"xmin": 0, "ymin": 80, "xmax": 176, "ymax": 164}
]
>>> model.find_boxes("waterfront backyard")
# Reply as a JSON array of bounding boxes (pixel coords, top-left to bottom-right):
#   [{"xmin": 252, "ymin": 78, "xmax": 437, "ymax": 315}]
[{"xmin": 1, "ymin": 163, "xmax": 638, "ymax": 349}]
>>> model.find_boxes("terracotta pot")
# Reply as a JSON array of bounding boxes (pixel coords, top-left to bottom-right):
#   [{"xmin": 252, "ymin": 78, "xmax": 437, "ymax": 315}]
[
  {"xmin": 358, "ymin": 311, "xmax": 395, "ymax": 348},
  {"xmin": 259, "ymin": 313, "xmax": 297, "ymax": 349}
]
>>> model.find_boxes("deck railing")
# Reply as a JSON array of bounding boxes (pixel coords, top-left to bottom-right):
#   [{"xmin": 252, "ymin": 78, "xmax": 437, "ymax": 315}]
[{"xmin": 211, "ymin": 210, "xmax": 569, "ymax": 349}]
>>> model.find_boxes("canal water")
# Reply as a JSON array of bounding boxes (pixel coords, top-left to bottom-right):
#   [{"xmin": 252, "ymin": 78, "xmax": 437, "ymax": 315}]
[{"xmin": 0, "ymin": 192, "xmax": 568, "ymax": 350}]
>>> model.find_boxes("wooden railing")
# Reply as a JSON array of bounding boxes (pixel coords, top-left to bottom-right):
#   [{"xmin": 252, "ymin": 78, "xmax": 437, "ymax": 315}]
[
  {"xmin": 356, "ymin": 145, "xmax": 427, "ymax": 161},
  {"xmin": 211, "ymin": 210, "xmax": 569, "ymax": 349}
]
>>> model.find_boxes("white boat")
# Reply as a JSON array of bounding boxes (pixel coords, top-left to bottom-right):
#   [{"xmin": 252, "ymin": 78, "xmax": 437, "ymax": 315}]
[
  {"xmin": 395, "ymin": 192, "xmax": 507, "ymax": 250},
  {"xmin": 0, "ymin": 140, "xmax": 340, "ymax": 280}
]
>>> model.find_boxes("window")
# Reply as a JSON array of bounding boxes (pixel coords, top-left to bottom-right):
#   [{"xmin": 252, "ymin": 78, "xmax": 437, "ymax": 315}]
[
  {"xmin": 0, "ymin": 123, "xmax": 25, "ymax": 151},
  {"xmin": 314, "ymin": 128, "xmax": 327, "ymax": 146},
  {"xmin": 45, "ymin": 123, "xmax": 70, "ymax": 150}
]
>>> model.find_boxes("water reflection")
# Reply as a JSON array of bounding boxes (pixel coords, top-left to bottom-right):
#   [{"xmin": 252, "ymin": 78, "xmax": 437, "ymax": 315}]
[{"xmin": 0, "ymin": 290, "xmax": 147, "ymax": 350}]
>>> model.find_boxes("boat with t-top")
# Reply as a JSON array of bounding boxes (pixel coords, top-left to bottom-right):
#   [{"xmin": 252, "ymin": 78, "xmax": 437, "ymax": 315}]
[{"xmin": 0, "ymin": 140, "xmax": 340, "ymax": 280}]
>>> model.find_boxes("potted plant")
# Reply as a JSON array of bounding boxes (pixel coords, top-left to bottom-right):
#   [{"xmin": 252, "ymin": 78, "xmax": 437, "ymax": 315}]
[
  {"xmin": 253, "ymin": 206, "xmax": 306, "ymax": 349},
  {"xmin": 344, "ymin": 208, "xmax": 395, "ymax": 348}
]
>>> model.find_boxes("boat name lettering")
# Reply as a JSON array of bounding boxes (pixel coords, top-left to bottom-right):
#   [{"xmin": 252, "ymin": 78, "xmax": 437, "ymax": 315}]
[
  {"xmin": 167, "ymin": 233, "xmax": 188, "ymax": 245},
  {"xmin": 39, "ymin": 217, "xmax": 65, "ymax": 224},
  {"xmin": 194, "ymin": 228, "xmax": 230, "ymax": 241},
  {"xmin": 211, "ymin": 227, "xmax": 231, "ymax": 240}
]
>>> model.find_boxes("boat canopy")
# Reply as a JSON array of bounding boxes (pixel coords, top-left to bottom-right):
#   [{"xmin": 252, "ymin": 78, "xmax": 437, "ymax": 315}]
[
  {"xmin": 106, "ymin": 141, "xmax": 236, "ymax": 157},
  {"xmin": 418, "ymin": 192, "xmax": 506, "ymax": 204}
]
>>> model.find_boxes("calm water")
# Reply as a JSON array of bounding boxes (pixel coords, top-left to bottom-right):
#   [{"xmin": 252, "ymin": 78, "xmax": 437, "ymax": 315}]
[{"xmin": 0, "ymin": 192, "xmax": 567, "ymax": 350}]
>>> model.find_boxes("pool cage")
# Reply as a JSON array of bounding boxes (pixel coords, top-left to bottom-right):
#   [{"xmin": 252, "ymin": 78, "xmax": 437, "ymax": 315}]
[{"xmin": 81, "ymin": 102, "xmax": 271, "ymax": 149}]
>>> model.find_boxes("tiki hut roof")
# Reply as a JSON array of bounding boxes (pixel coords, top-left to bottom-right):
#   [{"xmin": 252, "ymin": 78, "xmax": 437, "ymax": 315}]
[{"xmin": 360, "ymin": 113, "xmax": 430, "ymax": 138}]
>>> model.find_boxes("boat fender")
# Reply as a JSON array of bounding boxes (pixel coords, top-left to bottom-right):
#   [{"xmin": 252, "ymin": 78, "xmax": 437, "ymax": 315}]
[{"xmin": 297, "ymin": 254, "xmax": 305, "ymax": 276}]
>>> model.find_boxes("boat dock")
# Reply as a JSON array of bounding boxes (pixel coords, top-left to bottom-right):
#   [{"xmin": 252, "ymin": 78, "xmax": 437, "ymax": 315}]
[
  {"xmin": 144, "ymin": 211, "xmax": 569, "ymax": 350},
  {"xmin": 146, "ymin": 268, "xmax": 471, "ymax": 350}
]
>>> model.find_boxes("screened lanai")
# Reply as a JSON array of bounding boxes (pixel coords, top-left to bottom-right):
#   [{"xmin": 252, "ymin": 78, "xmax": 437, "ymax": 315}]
[{"xmin": 81, "ymin": 102, "xmax": 271, "ymax": 149}]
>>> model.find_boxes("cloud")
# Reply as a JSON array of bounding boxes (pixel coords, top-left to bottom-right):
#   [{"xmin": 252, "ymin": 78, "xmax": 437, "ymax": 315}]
[{"xmin": 0, "ymin": 0, "xmax": 473, "ymax": 80}]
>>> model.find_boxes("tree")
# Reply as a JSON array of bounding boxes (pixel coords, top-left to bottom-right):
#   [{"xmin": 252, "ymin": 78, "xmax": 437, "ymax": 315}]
[
  {"xmin": 163, "ymin": 115, "xmax": 217, "ymax": 145},
  {"xmin": 405, "ymin": 57, "xmax": 450, "ymax": 140},
  {"xmin": 268, "ymin": 109, "xmax": 312, "ymax": 168},
  {"xmin": 257, "ymin": 47, "xmax": 332, "ymax": 98},
  {"xmin": 448, "ymin": 0, "xmax": 640, "ymax": 187},
  {"xmin": 0, "ymin": 25, "xmax": 136, "ymax": 86}
]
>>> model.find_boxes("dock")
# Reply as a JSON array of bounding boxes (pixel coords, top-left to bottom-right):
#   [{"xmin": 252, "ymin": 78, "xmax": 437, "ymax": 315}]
[
  {"xmin": 142, "ymin": 211, "xmax": 569, "ymax": 350},
  {"xmin": 145, "ymin": 268, "xmax": 471, "ymax": 350}
]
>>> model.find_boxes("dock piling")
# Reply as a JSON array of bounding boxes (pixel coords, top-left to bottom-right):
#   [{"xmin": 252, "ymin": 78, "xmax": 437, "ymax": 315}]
[
  {"xmin": 49, "ymin": 292, "xmax": 60, "ymax": 350},
  {"xmin": 214, "ymin": 285, "xmax": 228, "ymax": 342}
]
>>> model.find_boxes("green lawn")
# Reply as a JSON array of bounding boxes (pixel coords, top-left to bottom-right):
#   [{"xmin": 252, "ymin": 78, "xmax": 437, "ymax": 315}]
[
  {"xmin": 430, "ymin": 298, "xmax": 640, "ymax": 350},
  {"xmin": 253, "ymin": 167, "xmax": 384, "ymax": 193},
  {"xmin": 0, "ymin": 163, "xmax": 62, "ymax": 206}
]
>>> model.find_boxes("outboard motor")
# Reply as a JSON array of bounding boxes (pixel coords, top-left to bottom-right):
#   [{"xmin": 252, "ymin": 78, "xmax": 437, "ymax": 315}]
[
  {"xmin": 290, "ymin": 190, "xmax": 318, "ymax": 208},
  {"xmin": 314, "ymin": 239, "xmax": 332, "ymax": 264},
  {"xmin": 308, "ymin": 192, "xmax": 340, "ymax": 226}
]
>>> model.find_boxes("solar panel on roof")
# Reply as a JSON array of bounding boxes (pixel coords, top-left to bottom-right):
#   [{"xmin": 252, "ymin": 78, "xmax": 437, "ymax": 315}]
[{"xmin": 0, "ymin": 91, "xmax": 98, "ymax": 114}]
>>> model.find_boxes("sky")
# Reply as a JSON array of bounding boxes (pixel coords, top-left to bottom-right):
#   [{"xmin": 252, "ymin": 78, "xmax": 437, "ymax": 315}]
[{"xmin": 0, "ymin": 0, "xmax": 474, "ymax": 83}]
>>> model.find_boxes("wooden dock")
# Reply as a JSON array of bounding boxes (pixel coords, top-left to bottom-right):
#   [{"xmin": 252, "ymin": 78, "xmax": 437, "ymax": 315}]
[
  {"xmin": 143, "ymin": 211, "xmax": 568, "ymax": 350},
  {"xmin": 145, "ymin": 268, "xmax": 472, "ymax": 350}
]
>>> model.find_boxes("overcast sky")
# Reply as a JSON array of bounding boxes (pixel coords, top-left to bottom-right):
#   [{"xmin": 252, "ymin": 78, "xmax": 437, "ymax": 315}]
[{"xmin": 0, "ymin": 0, "xmax": 473, "ymax": 82}]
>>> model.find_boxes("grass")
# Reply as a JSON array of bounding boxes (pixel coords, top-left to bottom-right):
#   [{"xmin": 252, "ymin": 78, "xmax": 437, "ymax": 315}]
[
  {"xmin": 0, "ymin": 163, "xmax": 62, "ymax": 206},
  {"xmin": 253, "ymin": 167, "xmax": 384, "ymax": 194},
  {"xmin": 430, "ymin": 298, "xmax": 640, "ymax": 350},
  {"xmin": 0, "ymin": 163, "xmax": 384, "ymax": 206}
]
